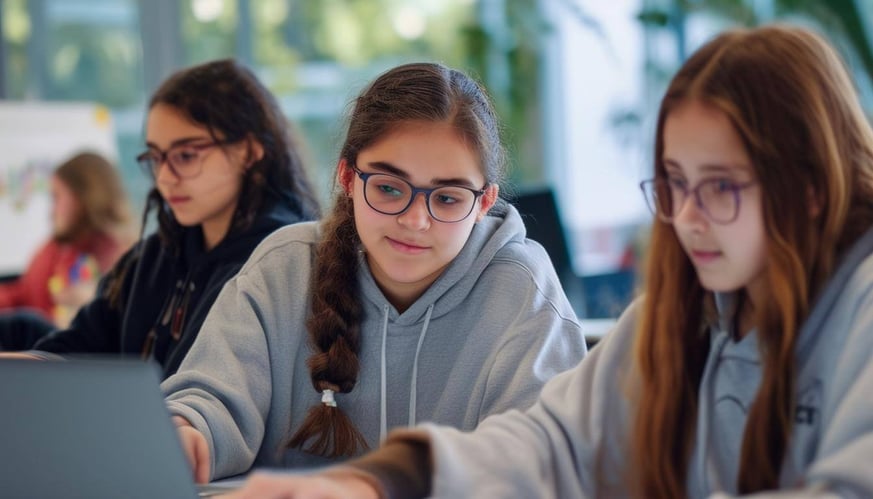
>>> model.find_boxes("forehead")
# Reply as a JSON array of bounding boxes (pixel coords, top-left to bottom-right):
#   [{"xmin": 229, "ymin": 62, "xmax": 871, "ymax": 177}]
[
  {"xmin": 145, "ymin": 104, "xmax": 211, "ymax": 146},
  {"xmin": 360, "ymin": 121, "xmax": 484, "ymax": 183},
  {"xmin": 662, "ymin": 100, "xmax": 753, "ymax": 176}
]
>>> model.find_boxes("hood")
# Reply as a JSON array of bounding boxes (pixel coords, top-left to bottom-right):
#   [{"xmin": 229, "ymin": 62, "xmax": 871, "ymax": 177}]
[
  {"xmin": 180, "ymin": 198, "xmax": 311, "ymax": 271},
  {"xmin": 711, "ymin": 224, "xmax": 873, "ymax": 355},
  {"xmin": 357, "ymin": 203, "xmax": 528, "ymax": 325}
]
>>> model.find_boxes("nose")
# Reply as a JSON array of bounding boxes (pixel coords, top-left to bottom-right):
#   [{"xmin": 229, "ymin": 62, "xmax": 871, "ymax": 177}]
[
  {"xmin": 397, "ymin": 193, "xmax": 432, "ymax": 231},
  {"xmin": 155, "ymin": 160, "xmax": 181, "ymax": 185},
  {"xmin": 672, "ymin": 192, "xmax": 707, "ymax": 230}
]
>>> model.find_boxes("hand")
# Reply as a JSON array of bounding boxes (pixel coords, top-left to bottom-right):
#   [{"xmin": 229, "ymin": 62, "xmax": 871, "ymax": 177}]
[
  {"xmin": 52, "ymin": 281, "xmax": 98, "ymax": 308},
  {"xmin": 0, "ymin": 352, "xmax": 45, "ymax": 360},
  {"xmin": 173, "ymin": 416, "xmax": 211, "ymax": 484},
  {"xmin": 219, "ymin": 470, "xmax": 381, "ymax": 499}
]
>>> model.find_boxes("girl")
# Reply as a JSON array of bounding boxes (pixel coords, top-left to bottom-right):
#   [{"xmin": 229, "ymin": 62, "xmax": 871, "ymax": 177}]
[
  {"xmin": 162, "ymin": 62, "xmax": 587, "ymax": 482},
  {"xmin": 226, "ymin": 25, "xmax": 873, "ymax": 498},
  {"xmin": 21, "ymin": 59, "xmax": 320, "ymax": 378},
  {"xmin": 0, "ymin": 152, "xmax": 132, "ymax": 347}
]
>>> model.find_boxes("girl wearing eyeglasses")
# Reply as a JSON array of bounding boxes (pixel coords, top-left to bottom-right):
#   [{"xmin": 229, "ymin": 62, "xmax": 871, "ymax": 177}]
[
  {"xmin": 221, "ymin": 25, "xmax": 873, "ymax": 499},
  {"xmin": 163, "ymin": 62, "xmax": 587, "ymax": 482},
  {"xmin": 16, "ymin": 59, "xmax": 320, "ymax": 378}
]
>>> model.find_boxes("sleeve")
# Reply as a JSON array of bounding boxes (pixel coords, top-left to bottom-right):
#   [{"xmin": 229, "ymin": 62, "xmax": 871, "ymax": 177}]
[
  {"xmin": 0, "ymin": 278, "xmax": 24, "ymax": 308},
  {"xmin": 0, "ymin": 240, "xmax": 55, "ymax": 312},
  {"xmin": 477, "ymin": 300, "xmax": 587, "ymax": 420},
  {"xmin": 377, "ymin": 301, "xmax": 641, "ymax": 499},
  {"xmin": 161, "ymin": 267, "xmax": 274, "ymax": 481},
  {"xmin": 348, "ymin": 439, "xmax": 432, "ymax": 499},
  {"xmin": 31, "ymin": 246, "xmax": 135, "ymax": 354}
]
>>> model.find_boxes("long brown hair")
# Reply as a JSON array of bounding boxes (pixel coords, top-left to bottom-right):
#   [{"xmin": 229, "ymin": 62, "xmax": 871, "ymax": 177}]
[
  {"xmin": 53, "ymin": 151, "xmax": 131, "ymax": 243},
  {"xmin": 105, "ymin": 59, "xmax": 320, "ymax": 307},
  {"xmin": 144, "ymin": 58, "xmax": 321, "ymax": 247},
  {"xmin": 631, "ymin": 25, "xmax": 873, "ymax": 496},
  {"xmin": 288, "ymin": 62, "xmax": 507, "ymax": 457}
]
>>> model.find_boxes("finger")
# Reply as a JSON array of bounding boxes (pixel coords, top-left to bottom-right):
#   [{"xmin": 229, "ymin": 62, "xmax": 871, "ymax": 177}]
[{"xmin": 194, "ymin": 436, "xmax": 211, "ymax": 484}]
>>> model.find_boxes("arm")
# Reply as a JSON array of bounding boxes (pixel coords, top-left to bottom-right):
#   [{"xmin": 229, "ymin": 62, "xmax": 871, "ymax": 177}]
[
  {"xmin": 239, "ymin": 313, "xmax": 630, "ymax": 499},
  {"xmin": 399, "ymin": 301, "xmax": 638, "ymax": 498},
  {"xmin": 161, "ymin": 268, "xmax": 274, "ymax": 480},
  {"xmin": 0, "ymin": 241, "xmax": 55, "ymax": 312},
  {"xmin": 221, "ymin": 469, "xmax": 383, "ymax": 499},
  {"xmin": 470, "ymin": 254, "xmax": 588, "ymax": 420},
  {"xmin": 478, "ymin": 307, "xmax": 586, "ymax": 420},
  {"xmin": 30, "ymin": 247, "xmax": 135, "ymax": 354},
  {"xmin": 0, "ymin": 279, "xmax": 24, "ymax": 309}
]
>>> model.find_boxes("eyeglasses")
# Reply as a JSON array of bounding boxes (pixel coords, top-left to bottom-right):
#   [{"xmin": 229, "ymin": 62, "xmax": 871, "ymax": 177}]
[
  {"xmin": 640, "ymin": 177, "xmax": 756, "ymax": 224},
  {"xmin": 352, "ymin": 165, "xmax": 487, "ymax": 223},
  {"xmin": 136, "ymin": 139, "xmax": 235, "ymax": 179}
]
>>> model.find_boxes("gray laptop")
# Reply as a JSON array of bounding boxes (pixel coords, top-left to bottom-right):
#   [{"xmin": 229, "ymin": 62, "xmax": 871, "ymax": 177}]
[{"xmin": 0, "ymin": 358, "xmax": 199, "ymax": 499}]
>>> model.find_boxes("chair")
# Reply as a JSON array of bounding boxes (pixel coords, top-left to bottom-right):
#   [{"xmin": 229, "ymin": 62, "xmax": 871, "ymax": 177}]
[{"xmin": 510, "ymin": 187, "xmax": 587, "ymax": 317}]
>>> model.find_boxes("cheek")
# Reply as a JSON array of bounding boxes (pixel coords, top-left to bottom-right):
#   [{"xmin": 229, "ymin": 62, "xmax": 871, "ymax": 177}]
[
  {"xmin": 200, "ymin": 168, "xmax": 244, "ymax": 197},
  {"xmin": 725, "ymin": 214, "xmax": 767, "ymax": 262},
  {"xmin": 353, "ymin": 201, "xmax": 384, "ymax": 244},
  {"xmin": 53, "ymin": 196, "xmax": 77, "ymax": 223},
  {"xmin": 436, "ymin": 222, "xmax": 475, "ymax": 256}
]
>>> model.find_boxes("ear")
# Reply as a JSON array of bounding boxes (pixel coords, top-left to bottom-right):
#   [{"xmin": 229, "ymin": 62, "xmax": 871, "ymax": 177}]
[
  {"xmin": 475, "ymin": 184, "xmax": 500, "ymax": 222},
  {"xmin": 337, "ymin": 159, "xmax": 355, "ymax": 196},
  {"xmin": 244, "ymin": 136, "xmax": 265, "ymax": 169}
]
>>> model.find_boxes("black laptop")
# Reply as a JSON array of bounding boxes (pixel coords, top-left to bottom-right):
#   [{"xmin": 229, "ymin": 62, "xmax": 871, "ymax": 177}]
[{"xmin": 0, "ymin": 358, "xmax": 199, "ymax": 499}]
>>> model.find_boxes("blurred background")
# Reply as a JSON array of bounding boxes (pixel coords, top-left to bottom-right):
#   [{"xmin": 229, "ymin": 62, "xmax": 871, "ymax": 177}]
[{"xmin": 1, "ymin": 0, "xmax": 872, "ymax": 322}]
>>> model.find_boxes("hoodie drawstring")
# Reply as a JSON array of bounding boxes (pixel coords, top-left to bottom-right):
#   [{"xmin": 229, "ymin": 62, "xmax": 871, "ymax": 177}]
[
  {"xmin": 408, "ymin": 304, "xmax": 433, "ymax": 428},
  {"xmin": 378, "ymin": 303, "xmax": 434, "ymax": 443},
  {"xmin": 379, "ymin": 305, "xmax": 390, "ymax": 442}
]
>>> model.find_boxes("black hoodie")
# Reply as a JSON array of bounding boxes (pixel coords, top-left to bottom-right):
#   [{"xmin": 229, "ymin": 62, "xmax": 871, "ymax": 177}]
[{"xmin": 33, "ymin": 199, "xmax": 310, "ymax": 378}]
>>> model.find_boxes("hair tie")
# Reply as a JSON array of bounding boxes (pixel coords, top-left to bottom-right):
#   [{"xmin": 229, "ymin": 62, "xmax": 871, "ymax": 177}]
[{"xmin": 321, "ymin": 389, "xmax": 337, "ymax": 407}]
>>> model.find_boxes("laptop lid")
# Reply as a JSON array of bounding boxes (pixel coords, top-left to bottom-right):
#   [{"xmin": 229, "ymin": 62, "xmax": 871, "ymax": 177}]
[{"xmin": 0, "ymin": 358, "xmax": 199, "ymax": 499}]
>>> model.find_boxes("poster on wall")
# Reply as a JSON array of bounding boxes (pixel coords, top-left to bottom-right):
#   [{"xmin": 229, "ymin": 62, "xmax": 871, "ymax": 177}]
[{"xmin": 0, "ymin": 101, "xmax": 117, "ymax": 277}]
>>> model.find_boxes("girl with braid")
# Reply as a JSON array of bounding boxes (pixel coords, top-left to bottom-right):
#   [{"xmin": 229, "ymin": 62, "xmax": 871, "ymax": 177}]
[
  {"xmin": 162, "ymin": 62, "xmax": 587, "ymax": 482},
  {"xmin": 224, "ymin": 25, "xmax": 873, "ymax": 498}
]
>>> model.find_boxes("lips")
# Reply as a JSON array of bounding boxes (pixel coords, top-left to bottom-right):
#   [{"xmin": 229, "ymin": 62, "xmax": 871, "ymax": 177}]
[
  {"xmin": 166, "ymin": 195, "xmax": 191, "ymax": 205},
  {"xmin": 689, "ymin": 249, "xmax": 722, "ymax": 264},
  {"xmin": 386, "ymin": 236, "xmax": 429, "ymax": 254}
]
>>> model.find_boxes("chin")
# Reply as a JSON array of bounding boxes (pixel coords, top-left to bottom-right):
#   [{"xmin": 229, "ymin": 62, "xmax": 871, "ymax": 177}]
[
  {"xmin": 698, "ymin": 279, "xmax": 743, "ymax": 294},
  {"xmin": 171, "ymin": 215, "xmax": 200, "ymax": 227}
]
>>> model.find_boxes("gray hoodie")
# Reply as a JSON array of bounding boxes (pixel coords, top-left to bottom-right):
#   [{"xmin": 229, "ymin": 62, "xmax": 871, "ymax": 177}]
[
  {"xmin": 162, "ymin": 205, "xmax": 587, "ymax": 480},
  {"xmin": 410, "ymin": 226, "xmax": 873, "ymax": 498}
]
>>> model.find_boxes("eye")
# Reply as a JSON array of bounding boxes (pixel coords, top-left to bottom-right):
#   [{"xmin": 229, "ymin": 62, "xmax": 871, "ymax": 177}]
[
  {"xmin": 140, "ymin": 152, "xmax": 160, "ymax": 164},
  {"xmin": 170, "ymin": 147, "xmax": 201, "ymax": 165},
  {"xmin": 712, "ymin": 178, "xmax": 739, "ymax": 193},
  {"xmin": 136, "ymin": 151, "xmax": 161, "ymax": 169},
  {"xmin": 432, "ymin": 187, "xmax": 471, "ymax": 207},
  {"xmin": 431, "ymin": 189, "xmax": 465, "ymax": 206},
  {"xmin": 375, "ymin": 183, "xmax": 404, "ymax": 197},
  {"xmin": 434, "ymin": 193, "xmax": 460, "ymax": 205},
  {"xmin": 666, "ymin": 175, "xmax": 687, "ymax": 191}
]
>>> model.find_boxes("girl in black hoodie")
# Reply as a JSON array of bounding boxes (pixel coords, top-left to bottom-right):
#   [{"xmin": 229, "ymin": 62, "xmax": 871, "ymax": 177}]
[{"xmin": 18, "ymin": 59, "xmax": 320, "ymax": 377}]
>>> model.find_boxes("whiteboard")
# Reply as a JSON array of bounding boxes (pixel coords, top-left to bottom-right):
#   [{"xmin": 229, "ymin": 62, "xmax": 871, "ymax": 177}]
[{"xmin": 0, "ymin": 101, "xmax": 118, "ymax": 277}]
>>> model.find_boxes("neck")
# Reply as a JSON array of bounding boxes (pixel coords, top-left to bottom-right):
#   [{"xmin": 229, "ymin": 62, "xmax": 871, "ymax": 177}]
[{"xmin": 201, "ymin": 219, "xmax": 230, "ymax": 251}]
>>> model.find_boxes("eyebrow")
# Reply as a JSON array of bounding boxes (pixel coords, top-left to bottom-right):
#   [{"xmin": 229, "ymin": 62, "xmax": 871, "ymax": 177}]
[
  {"xmin": 145, "ymin": 136, "xmax": 213, "ymax": 150},
  {"xmin": 365, "ymin": 161, "xmax": 481, "ymax": 189},
  {"xmin": 662, "ymin": 159, "xmax": 752, "ymax": 175}
]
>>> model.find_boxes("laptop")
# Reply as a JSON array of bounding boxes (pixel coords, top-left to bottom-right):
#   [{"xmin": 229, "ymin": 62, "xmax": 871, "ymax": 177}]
[{"xmin": 0, "ymin": 357, "xmax": 200, "ymax": 499}]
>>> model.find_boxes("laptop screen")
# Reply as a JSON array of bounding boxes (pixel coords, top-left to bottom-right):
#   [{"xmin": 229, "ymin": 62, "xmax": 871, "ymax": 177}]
[{"xmin": 0, "ymin": 358, "xmax": 199, "ymax": 499}]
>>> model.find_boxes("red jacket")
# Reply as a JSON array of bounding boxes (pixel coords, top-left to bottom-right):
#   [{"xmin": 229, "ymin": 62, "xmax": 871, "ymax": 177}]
[{"xmin": 0, "ymin": 233, "xmax": 127, "ymax": 321}]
